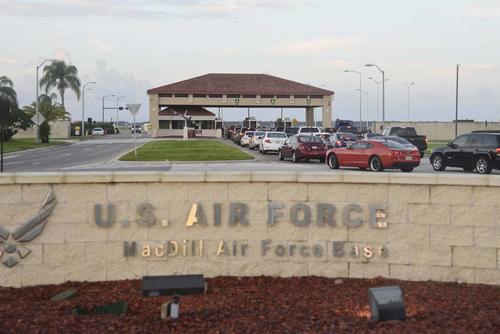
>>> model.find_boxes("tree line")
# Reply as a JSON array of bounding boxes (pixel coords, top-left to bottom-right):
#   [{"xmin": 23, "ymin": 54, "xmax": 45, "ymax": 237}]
[{"xmin": 0, "ymin": 60, "xmax": 81, "ymax": 142}]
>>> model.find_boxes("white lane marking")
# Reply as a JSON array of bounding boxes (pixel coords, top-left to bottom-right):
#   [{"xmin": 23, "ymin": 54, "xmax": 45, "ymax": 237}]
[
  {"xmin": 2, "ymin": 155, "xmax": 19, "ymax": 160},
  {"xmin": 63, "ymin": 153, "xmax": 72, "ymax": 156},
  {"xmin": 32, "ymin": 162, "xmax": 41, "ymax": 165}
]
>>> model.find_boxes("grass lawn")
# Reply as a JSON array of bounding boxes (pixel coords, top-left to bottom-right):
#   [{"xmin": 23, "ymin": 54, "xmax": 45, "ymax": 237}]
[
  {"xmin": 2, "ymin": 138, "xmax": 65, "ymax": 154},
  {"xmin": 119, "ymin": 140, "xmax": 254, "ymax": 161}
]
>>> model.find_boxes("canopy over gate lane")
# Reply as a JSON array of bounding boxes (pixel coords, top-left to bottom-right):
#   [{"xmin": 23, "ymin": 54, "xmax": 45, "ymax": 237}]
[{"xmin": 147, "ymin": 73, "xmax": 334, "ymax": 137}]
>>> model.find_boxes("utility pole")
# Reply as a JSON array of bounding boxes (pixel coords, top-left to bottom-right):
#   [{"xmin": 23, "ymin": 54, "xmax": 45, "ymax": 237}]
[
  {"xmin": 455, "ymin": 64, "xmax": 460, "ymax": 138},
  {"xmin": 366, "ymin": 64, "xmax": 385, "ymax": 127},
  {"xmin": 344, "ymin": 70, "xmax": 362, "ymax": 126},
  {"xmin": 405, "ymin": 82, "xmax": 415, "ymax": 121}
]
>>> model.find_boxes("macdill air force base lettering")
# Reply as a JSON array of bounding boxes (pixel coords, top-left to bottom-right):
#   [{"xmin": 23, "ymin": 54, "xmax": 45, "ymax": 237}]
[{"xmin": 94, "ymin": 202, "xmax": 389, "ymax": 261}]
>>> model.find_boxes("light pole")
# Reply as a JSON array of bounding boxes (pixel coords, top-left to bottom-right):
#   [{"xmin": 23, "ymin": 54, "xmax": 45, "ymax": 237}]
[
  {"xmin": 81, "ymin": 82, "xmax": 96, "ymax": 136},
  {"xmin": 368, "ymin": 77, "xmax": 380, "ymax": 122},
  {"xmin": 365, "ymin": 64, "xmax": 385, "ymax": 126},
  {"xmin": 35, "ymin": 58, "xmax": 56, "ymax": 143},
  {"xmin": 344, "ymin": 70, "xmax": 362, "ymax": 126},
  {"xmin": 455, "ymin": 64, "xmax": 460, "ymax": 138},
  {"xmin": 404, "ymin": 82, "xmax": 415, "ymax": 122},
  {"xmin": 102, "ymin": 95, "xmax": 115, "ymax": 123},
  {"xmin": 116, "ymin": 95, "xmax": 126, "ymax": 128},
  {"xmin": 357, "ymin": 89, "xmax": 369, "ymax": 129}
]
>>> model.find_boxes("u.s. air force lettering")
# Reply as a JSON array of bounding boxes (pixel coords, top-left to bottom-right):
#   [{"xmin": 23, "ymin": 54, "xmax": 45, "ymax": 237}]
[{"xmin": 94, "ymin": 202, "xmax": 389, "ymax": 261}]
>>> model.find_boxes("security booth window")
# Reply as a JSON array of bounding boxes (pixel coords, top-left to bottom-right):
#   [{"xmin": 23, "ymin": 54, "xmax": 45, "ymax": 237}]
[
  {"xmin": 200, "ymin": 120, "xmax": 215, "ymax": 129},
  {"xmin": 159, "ymin": 120, "xmax": 171, "ymax": 129},
  {"xmin": 172, "ymin": 120, "xmax": 185, "ymax": 129}
]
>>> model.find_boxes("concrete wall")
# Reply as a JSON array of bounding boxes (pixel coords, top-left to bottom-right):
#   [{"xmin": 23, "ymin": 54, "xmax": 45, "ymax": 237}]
[
  {"xmin": 14, "ymin": 120, "xmax": 71, "ymax": 139},
  {"xmin": 373, "ymin": 121, "xmax": 500, "ymax": 141},
  {"xmin": 0, "ymin": 171, "xmax": 499, "ymax": 287}
]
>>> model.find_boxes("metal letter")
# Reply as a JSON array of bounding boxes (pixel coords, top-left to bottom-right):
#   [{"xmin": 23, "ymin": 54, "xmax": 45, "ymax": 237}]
[
  {"xmin": 123, "ymin": 241, "xmax": 137, "ymax": 257},
  {"xmin": 95, "ymin": 204, "xmax": 116, "ymax": 228},
  {"xmin": 155, "ymin": 245, "xmax": 165, "ymax": 257},
  {"xmin": 186, "ymin": 203, "xmax": 207, "ymax": 227},
  {"xmin": 275, "ymin": 244, "xmax": 286, "ymax": 257},
  {"xmin": 261, "ymin": 239, "xmax": 272, "ymax": 256},
  {"xmin": 141, "ymin": 245, "xmax": 151, "ymax": 257},
  {"xmin": 168, "ymin": 241, "xmax": 179, "ymax": 256},
  {"xmin": 267, "ymin": 202, "xmax": 284, "ymax": 226},
  {"xmin": 312, "ymin": 244, "xmax": 323, "ymax": 257},
  {"xmin": 333, "ymin": 241, "xmax": 345, "ymax": 257},
  {"xmin": 216, "ymin": 241, "xmax": 227, "ymax": 256},
  {"xmin": 290, "ymin": 203, "xmax": 311, "ymax": 227},
  {"xmin": 299, "ymin": 245, "xmax": 310, "ymax": 257},
  {"xmin": 316, "ymin": 203, "xmax": 336, "ymax": 227},
  {"xmin": 214, "ymin": 203, "xmax": 222, "ymax": 226},
  {"xmin": 369, "ymin": 204, "xmax": 387, "ymax": 229},
  {"xmin": 342, "ymin": 204, "xmax": 364, "ymax": 228},
  {"xmin": 229, "ymin": 203, "xmax": 249, "ymax": 226},
  {"xmin": 136, "ymin": 203, "xmax": 156, "ymax": 227}
]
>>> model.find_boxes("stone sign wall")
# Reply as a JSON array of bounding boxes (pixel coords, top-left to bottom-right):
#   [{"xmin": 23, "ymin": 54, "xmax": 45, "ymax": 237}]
[{"xmin": 0, "ymin": 171, "xmax": 499, "ymax": 287}]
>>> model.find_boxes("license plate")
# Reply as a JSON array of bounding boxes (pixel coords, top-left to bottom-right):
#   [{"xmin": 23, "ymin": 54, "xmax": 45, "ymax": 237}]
[
  {"xmin": 312, "ymin": 146, "xmax": 318, "ymax": 150},
  {"xmin": 406, "ymin": 156, "xmax": 412, "ymax": 161}
]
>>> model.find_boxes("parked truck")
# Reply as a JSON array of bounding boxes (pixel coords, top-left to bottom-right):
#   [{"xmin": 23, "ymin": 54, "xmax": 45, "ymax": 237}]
[{"xmin": 381, "ymin": 126, "xmax": 428, "ymax": 157}]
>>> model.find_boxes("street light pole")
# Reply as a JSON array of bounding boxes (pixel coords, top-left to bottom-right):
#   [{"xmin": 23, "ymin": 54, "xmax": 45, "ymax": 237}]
[
  {"xmin": 35, "ymin": 58, "xmax": 55, "ymax": 143},
  {"xmin": 102, "ymin": 94, "xmax": 115, "ymax": 123},
  {"xmin": 116, "ymin": 95, "xmax": 126, "ymax": 128},
  {"xmin": 368, "ymin": 77, "xmax": 380, "ymax": 122},
  {"xmin": 82, "ymin": 82, "xmax": 96, "ymax": 136},
  {"xmin": 344, "ymin": 70, "xmax": 362, "ymax": 127},
  {"xmin": 404, "ymin": 82, "xmax": 415, "ymax": 121},
  {"xmin": 357, "ymin": 89, "xmax": 369, "ymax": 129},
  {"xmin": 365, "ymin": 64, "xmax": 385, "ymax": 127},
  {"xmin": 455, "ymin": 64, "xmax": 460, "ymax": 138}
]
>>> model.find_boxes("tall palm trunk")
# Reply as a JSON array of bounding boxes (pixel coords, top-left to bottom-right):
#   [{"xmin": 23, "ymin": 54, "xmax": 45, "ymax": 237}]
[{"xmin": 59, "ymin": 88, "xmax": 65, "ymax": 108}]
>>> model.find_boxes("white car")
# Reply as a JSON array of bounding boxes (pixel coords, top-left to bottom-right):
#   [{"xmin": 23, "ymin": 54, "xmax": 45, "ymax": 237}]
[
  {"xmin": 249, "ymin": 131, "xmax": 266, "ymax": 150},
  {"xmin": 240, "ymin": 131, "xmax": 254, "ymax": 147},
  {"xmin": 259, "ymin": 132, "xmax": 287, "ymax": 154},
  {"xmin": 92, "ymin": 127, "xmax": 105, "ymax": 136},
  {"xmin": 298, "ymin": 127, "xmax": 320, "ymax": 135}
]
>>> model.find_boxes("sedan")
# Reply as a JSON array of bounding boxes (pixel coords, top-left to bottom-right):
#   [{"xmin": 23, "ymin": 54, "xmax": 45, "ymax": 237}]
[
  {"xmin": 92, "ymin": 127, "xmax": 105, "ymax": 136},
  {"xmin": 259, "ymin": 132, "xmax": 287, "ymax": 154},
  {"xmin": 279, "ymin": 134, "xmax": 327, "ymax": 163},
  {"xmin": 249, "ymin": 131, "xmax": 266, "ymax": 150},
  {"xmin": 326, "ymin": 139, "xmax": 420, "ymax": 172},
  {"xmin": 330, "ymin": 133, "xmax": 359, "ymax": 148},
  {"xmin": 240, "ymin": 131, "xmax": 254, "ymax": 147}
]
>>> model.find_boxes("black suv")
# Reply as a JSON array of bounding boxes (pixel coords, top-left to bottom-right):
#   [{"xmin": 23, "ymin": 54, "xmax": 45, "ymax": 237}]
[{"xmin": 430, "ymin": 133, "xmax": 500, "ymax": 174}]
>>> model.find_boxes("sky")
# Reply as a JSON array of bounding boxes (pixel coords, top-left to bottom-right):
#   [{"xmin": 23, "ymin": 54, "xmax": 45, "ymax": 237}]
[{"xmin": 0, "ymin": 0, "xmax": 499, "ymax": 123}]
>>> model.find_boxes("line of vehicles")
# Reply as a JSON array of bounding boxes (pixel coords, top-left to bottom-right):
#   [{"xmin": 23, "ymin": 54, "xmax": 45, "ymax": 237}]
[{"xmin": 226, "ymin": 123, "xmax": 500, "ymax": 174}]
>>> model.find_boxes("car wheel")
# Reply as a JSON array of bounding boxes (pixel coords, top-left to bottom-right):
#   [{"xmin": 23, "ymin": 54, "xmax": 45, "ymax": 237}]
[
  {"xmin": 369, "ymin": 156, "xmax": 383, "ymax": 172},
  {"xmin": 292, "ymin": 151, "xmax": 299, "ymax": 163},
  {"xmin": 475, "ymin": 157, "xmax": 492, "ymax": 174},
  {"xmin": 278, "ymin": 150, "xmax": 284, "ymax": 161},
  {"xmin": 430, "ymin": 154, "xmax": 446, "ymax": 171},
  {"xmin": 262, "ymin": 150, "xmax": 267, "ymax": 154},
  {"xmin": 327, "ymin": 154, "xmax": 339, "ymax": 169},
  {"xmin": 400, "ymin": 167, "xmax": 414, "ymax": 173},
  {"xmin": 249, "ymin": 145, "xmax": 254, "ymax": 150}
]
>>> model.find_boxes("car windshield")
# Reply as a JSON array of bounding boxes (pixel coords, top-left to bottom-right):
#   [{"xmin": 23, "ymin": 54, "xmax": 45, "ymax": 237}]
[
  {"xmin": 94, "ymin": 128, "xmax": 103, "ymax": 131},
  {"xmin": 338, "ymin": 126, "xmax": 357, "ymax": 134},
  {"xmin": 254, "ymin": 131, "xmax": 266, "ymax": 136},
  {"xmin": 299, "ymin": 136, "xmax": 322, "ymax": 143},
  {"xmin": 387, "ymin": 137, "xmax": 411, "ymax": 145},
  {"xmin": 267, "ymin": 132, "xmax": 287, "ymax": 138},
  {"xmin": 245, "ymin": 132, "xmax": 254, "ymax": 137},
  {"xmin": 301, "ymin": 128, "xmax": 319, "ymax": 133},
  {"xmin": 381, "ymin": 140, "xmax": 404, "ymax": 149},
  {"xmin": 393, "ymin": 127, "xmax": 417, "ymax": 136}
]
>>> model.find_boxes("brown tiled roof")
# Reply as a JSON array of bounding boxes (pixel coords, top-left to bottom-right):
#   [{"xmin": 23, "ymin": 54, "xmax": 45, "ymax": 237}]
[
  {"xmin": 147, "ymin": 73, "xmax": 334, "ymax": 96},
  {"xmin": 159, "ymin": 106, "xmax": 215, "ymax": 117}
]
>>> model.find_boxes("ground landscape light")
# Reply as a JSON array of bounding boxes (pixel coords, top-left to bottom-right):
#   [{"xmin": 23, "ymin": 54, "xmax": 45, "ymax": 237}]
[{"xmin": 368, "ymin": 286, "xmax": 406, "ymax": 321}]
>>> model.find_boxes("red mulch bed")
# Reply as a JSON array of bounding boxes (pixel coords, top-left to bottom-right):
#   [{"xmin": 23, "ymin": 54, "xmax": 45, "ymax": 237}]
[{"xmin": 0, "ymin": 276, "xmax": 499, "ymax": 333}]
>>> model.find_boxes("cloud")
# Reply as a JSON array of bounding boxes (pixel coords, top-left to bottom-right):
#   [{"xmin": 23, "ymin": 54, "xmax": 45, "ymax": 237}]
[
  {"xmin": 463, "ymin": 3, "xmax": 500, "ymax": 18},
  {"xmin": 0, "ymin": 56, "xmax": 17, "ymax": 65},
  {"xmin": 323, "ymin": 59, "xmax": 355, "ymax": 68},
  {"xmin": 271, "ymin": 38, "xmax": 354, "ymax": 55},
  {"xmin": 0, "ymin": 0, "xmax": 315, "ymax": 19},
  {"xmin": 88, "ymin": 38, "xmax": 113, "ymax": 54}
]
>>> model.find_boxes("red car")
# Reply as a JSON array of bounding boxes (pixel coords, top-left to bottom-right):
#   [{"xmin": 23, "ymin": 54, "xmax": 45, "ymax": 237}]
[
  {"xmin": 279, "ymin": 134, "xmax": 327, "ymax": 163},
  {"xmin": 326, "ymin": 139, "xmax": 420, "ymax": 172}
]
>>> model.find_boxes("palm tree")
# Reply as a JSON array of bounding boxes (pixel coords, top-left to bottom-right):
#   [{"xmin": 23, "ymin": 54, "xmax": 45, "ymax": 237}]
[
  {"xmin": 23, "ymin": 94, "xmax": 70, "ymax": 122},
  {"xmin": 39, "ymin": 60, "xmax": 81, "ymax": 108},
  {"xmin": 0, "ymin": 76, "xmax": 18, "ymax": 106}
]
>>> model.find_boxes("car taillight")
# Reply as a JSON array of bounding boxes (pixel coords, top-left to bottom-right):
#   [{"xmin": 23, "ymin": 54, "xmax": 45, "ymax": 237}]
[
  {"xmin": 425, "ymin": 138, "xmax": 428, "ymax": 144},
  {"xmin": 336, "ymin": 140, "xmax": 341, "ymax": 146},
  {"xmin": 391, "ymin": 150, "xmax": 402, "ymax": 156},
  {"xmin": 265, "ymin": 139, "xmax": 272, "ymax": 143},
  {"xmin": 496, "ymin": 148, "xmax": 500, "ymax": 155}
]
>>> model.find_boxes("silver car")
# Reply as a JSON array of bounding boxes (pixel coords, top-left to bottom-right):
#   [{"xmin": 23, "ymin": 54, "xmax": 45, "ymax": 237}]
[{"xmin": 248, "ymin": 131, "xmax": 266, "ymax": 150}]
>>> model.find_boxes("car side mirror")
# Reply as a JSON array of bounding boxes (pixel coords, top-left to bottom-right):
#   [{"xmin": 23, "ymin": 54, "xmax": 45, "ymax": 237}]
[{"xmin": 447, "ymin": 142, "xmax": 456, "ymax": 148}]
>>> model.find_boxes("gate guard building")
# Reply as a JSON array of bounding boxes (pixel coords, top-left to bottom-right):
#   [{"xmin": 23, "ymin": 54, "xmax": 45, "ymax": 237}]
[{"xmin": 147, "ymin": 73, "xmax": 334, "ymax": 138}]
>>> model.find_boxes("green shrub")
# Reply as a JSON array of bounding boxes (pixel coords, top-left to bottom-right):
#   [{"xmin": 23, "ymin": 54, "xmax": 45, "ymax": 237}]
[{"xmin": 40, "ymin": 121, "xmax": 50, "ymax": 143}]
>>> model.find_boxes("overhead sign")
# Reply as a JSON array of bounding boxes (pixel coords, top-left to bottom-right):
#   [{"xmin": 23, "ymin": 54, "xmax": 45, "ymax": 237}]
[
  {"xmin": 31, "ymin": 112, "xmax": 45, "ymax": 125},
  {"xmin": 126, "ymin": 104, "xmax": 141, "ymax": 115}
]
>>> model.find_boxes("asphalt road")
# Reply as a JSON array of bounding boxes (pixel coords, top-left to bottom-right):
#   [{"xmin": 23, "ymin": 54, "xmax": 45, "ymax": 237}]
[{"xmin": 1, "ymin": 136, "xmax": 499, "ymax": 175}]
